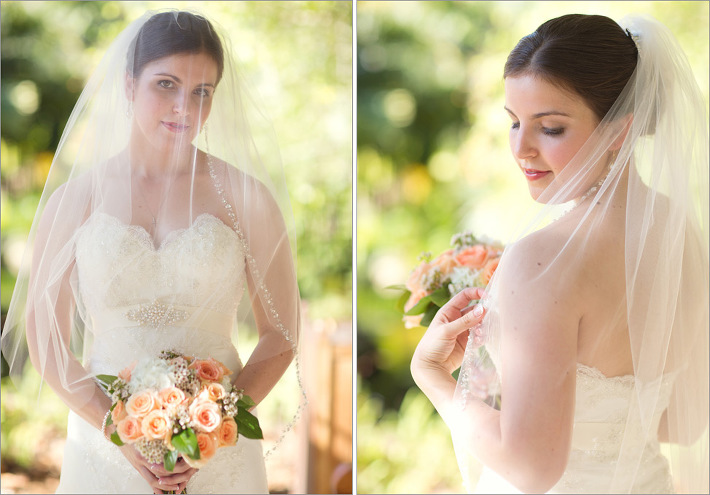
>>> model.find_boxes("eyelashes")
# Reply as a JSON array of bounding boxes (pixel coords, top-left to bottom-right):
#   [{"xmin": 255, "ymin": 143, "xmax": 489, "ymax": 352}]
[
  {"xmin": 509, "ymin": 122, "xmax": 565, "ymax": 137},
  {"xmin": 157, "ymin": 80, "xmax": 212, "ymax": 98}
]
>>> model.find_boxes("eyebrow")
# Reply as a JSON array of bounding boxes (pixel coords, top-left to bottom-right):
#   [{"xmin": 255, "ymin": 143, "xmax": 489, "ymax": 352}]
[
  {"xmin": 504, "ymin": 106, "xmax": 571, "ymax": 119},
  {"xmin": 154, "ymin": 72, "xmax": 215, "ymax": 88}
]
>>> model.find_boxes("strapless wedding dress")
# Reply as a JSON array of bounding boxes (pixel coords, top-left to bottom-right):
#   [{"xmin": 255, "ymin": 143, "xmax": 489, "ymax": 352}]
[
  {"xmin": 55, "ymin": 212, "xmax": 268, "ymax": 494},
  {"xmin": 473, "ymin": 362, "xmax": 677, "ymax": 494}
]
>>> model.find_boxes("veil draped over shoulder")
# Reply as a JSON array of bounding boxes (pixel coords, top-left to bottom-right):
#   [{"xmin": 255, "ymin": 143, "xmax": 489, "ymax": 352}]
[
  {"xmin": 1, "ymin": 9, "xmax": 306, "ymax": 460},
  {"xmin": 453, "ymin": 15, "xmax": 708, "ymax": 493}
]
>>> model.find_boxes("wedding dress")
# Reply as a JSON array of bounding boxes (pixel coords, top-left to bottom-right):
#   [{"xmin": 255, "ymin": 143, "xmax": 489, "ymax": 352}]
[
  {"xmin": 55, "ymin": 212, "xmax": 268, "ymax": 494},
  {"xmin": 473, "ymin": 363, "xmax": 677, "ymax": 494}
]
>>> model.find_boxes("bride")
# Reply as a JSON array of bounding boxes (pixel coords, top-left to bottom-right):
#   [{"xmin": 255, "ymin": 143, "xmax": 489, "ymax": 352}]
[
  {"xmin": 412, "ymin": 14, "xmax": 708, "ymax": 494},
  {"xmin": 1, "ymin": 10, "xmax": 305, "ymax": 494}
]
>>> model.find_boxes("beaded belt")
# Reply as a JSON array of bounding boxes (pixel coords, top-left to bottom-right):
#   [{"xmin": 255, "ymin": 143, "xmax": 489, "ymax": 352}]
[{"xmin": 90, "ymin": 300, "xmax": 234, "ymax": 337}]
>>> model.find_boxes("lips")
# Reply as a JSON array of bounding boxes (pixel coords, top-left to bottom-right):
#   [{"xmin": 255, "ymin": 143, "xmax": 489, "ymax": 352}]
[
  {"xmin": 162, "ymin": 121, "xmax": 190, "ymax": 133},
  {"xmin": 523, "ymin": 168, "xmax": 551, "ymax": 181}
]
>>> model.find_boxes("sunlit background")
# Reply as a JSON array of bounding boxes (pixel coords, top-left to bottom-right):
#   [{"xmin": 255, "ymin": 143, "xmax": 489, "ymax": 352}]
[
  {"xmin": 1, "ymin": 1, "xmax": 352, "ymax": 493},
  {"xmin": 356, "ymin": 2, "xmax": 709, "ymax": 493}
]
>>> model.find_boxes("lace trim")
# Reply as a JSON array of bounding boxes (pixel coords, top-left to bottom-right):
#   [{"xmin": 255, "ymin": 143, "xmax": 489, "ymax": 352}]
[
  {"xmin": 576, "ymin": 363, "xmax": 636, "ymax": 386},
  {"xmin": 207, "ymin": 158, "xmax": 307, "ymax": 459}
]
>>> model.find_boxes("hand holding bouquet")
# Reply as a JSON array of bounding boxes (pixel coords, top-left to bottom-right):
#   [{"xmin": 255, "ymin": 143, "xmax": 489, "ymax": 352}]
[
  {"xmin": 397, "ymin": 231, "xmax": 503, "ymax": 328},
  {"xmin": 97, "ymin": 350, "xmax": 262, "ymax": 474}
]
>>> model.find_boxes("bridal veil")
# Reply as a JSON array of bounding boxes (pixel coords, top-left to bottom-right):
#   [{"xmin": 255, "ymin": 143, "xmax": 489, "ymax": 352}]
[
  {"xmin": 1, "ymin": 9, "xmax": 306, "ymax": 459},
  {"xmin": 453, "ymin": 14, "xmax": 708, "ymax": 493}
]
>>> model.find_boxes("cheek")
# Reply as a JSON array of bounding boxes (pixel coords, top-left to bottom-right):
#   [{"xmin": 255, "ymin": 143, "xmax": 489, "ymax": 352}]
[{"xmin": 547, "ymin": 137, "xmax": 585, "ymax": 174}]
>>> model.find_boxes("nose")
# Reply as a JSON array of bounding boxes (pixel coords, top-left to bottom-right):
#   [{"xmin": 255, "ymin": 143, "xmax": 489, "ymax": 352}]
[
  {"xmin": 172, "ymin": 92, "xmax": 190, "ymax": 116},
  {"xmin": 511, "ymin": 125, "xmax": 537, "ymax": 160}
]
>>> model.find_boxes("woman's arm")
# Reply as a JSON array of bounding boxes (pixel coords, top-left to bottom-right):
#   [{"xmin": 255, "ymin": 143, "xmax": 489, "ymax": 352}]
[
  {"xmin": 227, "ymin": 174, "xmax": 298, "ymax": 406},
  {"xmin": 25, "ymin": 183, "xmax": 113, "ymax": 429},
  {"xmin": 412, "ymin": 239, "xmax": 580, "ymax": 494}
]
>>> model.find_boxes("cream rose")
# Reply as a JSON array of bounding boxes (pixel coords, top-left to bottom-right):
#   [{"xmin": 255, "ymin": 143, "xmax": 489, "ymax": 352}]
[
  {"xmin": 141, "ymin": 409, "xmax": 171, "ymax": 440},
  {"xmin": 204, "ymin": 383, "xmax": 226, "ymax": 402},
  {"xmin": 189, "ymin": 399, "xmax": 222, "ymax": 433},
  {"xmin": 125, "ymin": 390, "xmax": 159, "ymax": 418},
  {"xmin": 159, "ymin": 387, "xmax": 186, "ymax": 408}
]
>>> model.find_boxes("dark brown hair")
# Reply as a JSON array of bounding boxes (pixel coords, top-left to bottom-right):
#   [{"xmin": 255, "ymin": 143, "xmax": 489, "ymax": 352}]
[
  {"xmin": 504, "ymin": 14, "xmax": 638, "ymax": 121},
  {"xmin": 128, "ymin": 11, "xmax": 224, "ymax": 83}
]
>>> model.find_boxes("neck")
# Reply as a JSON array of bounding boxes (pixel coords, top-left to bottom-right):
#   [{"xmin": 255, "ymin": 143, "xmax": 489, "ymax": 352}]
[{"xmin": 127, "ymin": 126, "xmax": 198, "ymax": 178}]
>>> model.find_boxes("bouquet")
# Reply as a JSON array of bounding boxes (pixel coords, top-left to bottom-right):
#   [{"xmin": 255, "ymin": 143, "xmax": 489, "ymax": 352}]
[
  {"xmin": 96, "ymin": 350, "xmax": 262, "ymax": 474},
  {"xmin": 397, "ymin": 231, "xmax": 503, "ymax": 328}
]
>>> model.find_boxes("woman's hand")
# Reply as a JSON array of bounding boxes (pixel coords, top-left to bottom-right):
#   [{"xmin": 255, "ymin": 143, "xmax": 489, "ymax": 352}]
[
  {"xmin": 117, "ymin": 442, "xmax": 197, "ymax": 494},
  {"xmin": 411, "ymin": 287, "xmax": 486, "ymax": 384}
]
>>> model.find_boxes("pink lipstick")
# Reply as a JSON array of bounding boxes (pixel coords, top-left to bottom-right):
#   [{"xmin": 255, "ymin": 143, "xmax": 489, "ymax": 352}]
[
  {"xmin": 162, "ymin": 121, "xmax": 190, "ymax": 133},
  {"xmin": 523, "ymin": 168, "xmax": 551, "ymax": 181}
]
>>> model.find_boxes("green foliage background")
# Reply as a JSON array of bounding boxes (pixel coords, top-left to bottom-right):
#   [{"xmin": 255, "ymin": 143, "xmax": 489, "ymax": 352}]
[
  {"xmin": 1, "ymin": 1, "xmax": 351, "ymax": 490},
  {"xmin": 356, "ymin": 2, "xmax": 709, "ymax": 493}
]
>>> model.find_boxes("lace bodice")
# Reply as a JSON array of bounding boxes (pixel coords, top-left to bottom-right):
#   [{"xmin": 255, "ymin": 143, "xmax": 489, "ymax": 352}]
[{"xmin": 74, "ymin": 212, "xmax": 246, "ymax": 376}]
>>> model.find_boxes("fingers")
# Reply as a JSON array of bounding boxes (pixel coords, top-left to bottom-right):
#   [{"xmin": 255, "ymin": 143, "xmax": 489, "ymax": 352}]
[{"xmin": 437, "ymin": 302, "xmax": 486, "ymax": 340}]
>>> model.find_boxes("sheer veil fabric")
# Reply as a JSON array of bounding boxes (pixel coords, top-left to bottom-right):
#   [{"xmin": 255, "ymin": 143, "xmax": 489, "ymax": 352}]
[
  {"xmin": 453, "ymin": 15, "xmax": 708, "ymax": 493},
  {"xmin": 1, "ymin": 8, "xmax": 306, "ymax": 464}
]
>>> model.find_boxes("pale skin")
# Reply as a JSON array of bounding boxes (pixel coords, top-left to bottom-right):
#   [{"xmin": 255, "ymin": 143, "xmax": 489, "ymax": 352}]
[
  {"xmin": 27, "ymin": 51, "xmax": 296, "ymax": 494},
  {"xmin": 411, "ymin": 74, "xmax": 639, "ymax": 493}
]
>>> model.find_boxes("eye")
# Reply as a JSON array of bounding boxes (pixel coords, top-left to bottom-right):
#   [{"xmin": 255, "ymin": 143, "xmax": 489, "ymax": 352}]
[
  {"xmin": 158, "ymin": 80, "xmax": 174, "ymax": 89},
  {"xmin": 542, "ymin": 127, "xmax": 564, "ymax": 136},
  {"xmin": 194, "ymin": 88, "xmax": 212, "ymax": 98},
  {"xmin": 510, "ymin": 122, "xmax": 520, "ymax": 130}
]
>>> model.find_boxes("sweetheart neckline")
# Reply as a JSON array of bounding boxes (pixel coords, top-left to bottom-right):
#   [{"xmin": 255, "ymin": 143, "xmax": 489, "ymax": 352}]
[{"xmin": 86, "ymin": 212, "xmax": 238, "ymax": 252}]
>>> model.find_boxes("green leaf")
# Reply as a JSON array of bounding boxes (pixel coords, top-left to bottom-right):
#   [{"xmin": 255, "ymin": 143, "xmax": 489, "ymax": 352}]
[
  {"xmin": 171, "ymin": 428, "xmax": 200, "ymax": 460},
  {"xmin": 234, "ymin": 408, "xmax": 264, "ymax": 440},
  {"xmin": 236, "ymin": 394, "xmax": 256, "ymax": 409},
  {"xmin": 428, "ymin": 286, "xmax": 451, "ymax": 307},
  {"xmin": 419, "ymin": 303, "xmax": 440, "ymax": 327},
  {"xmin": 404, "ymin": 294, "xmax": 432, "ymax": 315},
  {"xmin": 384, "ymin": 284, "xmax": 407, "ymax": 291},
  {"xmin": 110, "ymin": 431, "xmax": 124, "ymax": 447},
  {"xmin": 95, "ymin": 374, "xmax": 118, "ymax": 389},
  {"xmin": 164, "ymin": 449, "xmax": 178, "ymax": 472},
  {"xmin": 395, "ymin": 289, "xmax": 411, "ymax": 313}
]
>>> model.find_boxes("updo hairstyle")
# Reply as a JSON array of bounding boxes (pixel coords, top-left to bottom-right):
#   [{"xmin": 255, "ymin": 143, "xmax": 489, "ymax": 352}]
[
  {"xmin": 128, "ymin": 11, "xmax": 225, "ymax": 84},
  {"xmin": 504, "ymin": 14, "xmax": 638, "ymax": 123}
]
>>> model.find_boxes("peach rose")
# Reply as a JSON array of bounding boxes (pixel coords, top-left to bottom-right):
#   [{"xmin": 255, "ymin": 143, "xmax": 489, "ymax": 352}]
[
  {"xmin": 203, "ymin": 383, "xmax": 226, "ymax": 402},
  {"xmin": 159, "ymin": 387, "xmax": 186, "ymax": 408},
  {"xmin": 111, "ymin": 400, "xmax": 127, "ymax": 424},
  {"xmin": 189, "ymin": 358, "xmax": 231, "ymax": 383},
  {"xmin": 125, "ymin": 390, "xmax": 159, "ymax": 418},
  {"xmin": 405, "ymin": 261, "xmax": 430, "ymax": 294},
  {"xmin": 184, "ymin": 433, "xmax": 218, "ymax": 469},
  {"xmin": 118, "ymin": 361, "xmax": 136, "ymax": 382},
  {"xmin": 455, "ymin": 245, "xmax": 488, "ymax": 269},
  {"xmin": 481, "ymin": 258, "xmax": 500, "ymax": 285},
  {"xmin": 430, "ymin": 250, "xmax": 456, "ymax": 276},
  {"xmin": 189, "ymin": 399, "xmax": 222, "ymax": 433},
  {"xmin": 141, "ymin": 409, "xmax": 171, "ymax": 440},
  {"xmin": 217, "ymin": 417, "xmax": 239, "ymax": 446},
  {"xmin": 116, "ymin": 416, "xmax": 143, "ymax": 443}
]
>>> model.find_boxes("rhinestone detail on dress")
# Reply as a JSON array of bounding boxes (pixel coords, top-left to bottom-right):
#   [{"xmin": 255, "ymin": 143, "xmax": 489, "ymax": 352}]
[{"xmin": 125, "ymin": 300, "xmax": 189, "ymax": 329}]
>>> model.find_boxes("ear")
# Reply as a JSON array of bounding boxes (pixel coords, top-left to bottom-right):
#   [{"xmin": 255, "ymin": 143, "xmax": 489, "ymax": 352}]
[
  {"xmin": 609, "ymin": 113, "xmax": 633, "ymax": 151},
  {"xmin": 124, "ymin": 72, "xmax": 135, "ymax": 102}
]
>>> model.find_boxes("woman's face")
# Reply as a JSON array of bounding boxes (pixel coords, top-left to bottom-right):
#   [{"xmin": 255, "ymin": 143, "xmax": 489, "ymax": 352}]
[
  {"xmin": 504, "ymin": 74, "xmax": 600, "ymax": 201},
  {"xmin": 129, "ymin": 51, "xmax": 218, "ymax": 155}
]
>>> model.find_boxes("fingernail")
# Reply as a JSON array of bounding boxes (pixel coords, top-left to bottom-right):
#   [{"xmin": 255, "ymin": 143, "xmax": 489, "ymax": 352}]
[{"xmin": 473, "ymin": 304, "xmax": 484, "ymax": 317}]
